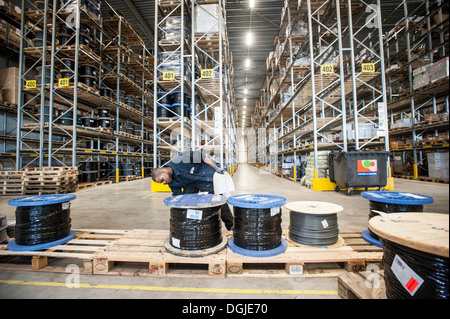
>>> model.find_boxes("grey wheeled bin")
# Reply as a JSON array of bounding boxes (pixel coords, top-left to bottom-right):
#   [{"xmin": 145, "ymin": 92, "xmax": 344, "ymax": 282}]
[{"xmin": 330, "ymin": 151, "xmax": 390, "ymax": 195}]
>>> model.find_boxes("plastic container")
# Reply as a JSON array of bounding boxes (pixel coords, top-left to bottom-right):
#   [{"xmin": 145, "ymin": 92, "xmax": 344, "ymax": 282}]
[{"xmin": 330, "ymin": 151, "xmax": 390, "ymax": 195}]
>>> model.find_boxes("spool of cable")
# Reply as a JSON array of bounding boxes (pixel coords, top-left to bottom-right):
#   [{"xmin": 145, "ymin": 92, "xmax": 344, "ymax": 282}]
[
  {"xmin": 163, "ymin": 194, "xmax": 228, "ymax": 256},
  {"xmin": 227, "ymin": 194, "xmax": 287, "ymax": 257},
  {"xmin": 361, "ymin": 191, "xmax": 434, "ymax": 247},
  {"xmin": 7, "ymin": 194, "xmax": 76, "ymax": 251},
  {"xmin": 286, "ymin": 201, "xmax": 343, "ymax": 247},
  {"xmin": 369, "ymin": 213, "xmax": 449, "ymax": 299}
]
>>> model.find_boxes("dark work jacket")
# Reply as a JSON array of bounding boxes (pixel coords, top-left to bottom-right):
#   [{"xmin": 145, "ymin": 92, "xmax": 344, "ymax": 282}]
[{"xmin": 166, "ymin": 150, "xmax": 216, "ymax": 195}]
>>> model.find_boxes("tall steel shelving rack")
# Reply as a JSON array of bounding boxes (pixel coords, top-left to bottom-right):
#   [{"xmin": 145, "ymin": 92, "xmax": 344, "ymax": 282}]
[
  {"xmin": 15, "ymin": 0, "xmax": 155, "ymax": 180},
  {"xmin": 153, "ymin": 0, "xmax": 238, "ymax": 171},
  {"xmin": 384, "ymin": 0, "xmax": 449, "ymax": 180},
  {"xmin": 251, "ymin": 0, "xmax": 391, "ymax": 191}
]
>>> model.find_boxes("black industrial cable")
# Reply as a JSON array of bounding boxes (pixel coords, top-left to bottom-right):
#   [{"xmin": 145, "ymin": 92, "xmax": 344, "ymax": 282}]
[
  {"xmin": 380, "ymin": 238, "xmax": 449, "ymax": 299},
  {"xmin": 169, "ymin": 207, "xmax": 222, "ymax": 250},
  {"xmin": 233, "ymin": 207, "xmax": 282, "ymax": 251},
  {"xmin": 368, "ymin": 201, "xmax": 423, "ymax": 239},
  {"xmin": 289, "ymin": 212, "xmax": 339, "ymax": 246},
  {"xmin": 14, "ymin": 203, "xmax": 72, "ymax": 246}
]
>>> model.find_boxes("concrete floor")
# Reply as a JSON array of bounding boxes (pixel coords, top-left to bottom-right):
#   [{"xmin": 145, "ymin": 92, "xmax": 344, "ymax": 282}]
[{"xmin": 0, "ymin": 163, "xmax": 448, "ymax": 301}]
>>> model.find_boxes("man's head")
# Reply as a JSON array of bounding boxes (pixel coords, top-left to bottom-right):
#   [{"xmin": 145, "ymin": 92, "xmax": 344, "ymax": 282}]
[{"xmin": 151, "ymin": 167, "xmax": 173, "ymax": 184}]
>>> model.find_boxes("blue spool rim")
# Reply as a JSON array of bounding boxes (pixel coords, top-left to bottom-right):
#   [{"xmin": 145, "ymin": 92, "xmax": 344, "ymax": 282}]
[
  {"xmin": 163, "ymin": 193, "xmax": 227, "ymax": 208},
  {"xmin": 8, "ymin": 194, "xmax": 76, "ymax": 207},
  {"xmin": 171, "ymin": 103, "xmax": 189, "ymax": 107},
  {"xmin": 227, "ymin": 238, "xmax": 288, "ymax": 258},
  {"xmin": 7, "ymin": 230, "xmax": 76, "ymax": 252},
  {"xmin": 361, "ymin": 229, "xmax": 383, "ymax": 248},
  {"xmin": 227, "ymin": 194, "xmax": 287, "ymax": 209},
  {"xmin": 361, "ymin": 191, "xmax": 433, "ymax": 205}
]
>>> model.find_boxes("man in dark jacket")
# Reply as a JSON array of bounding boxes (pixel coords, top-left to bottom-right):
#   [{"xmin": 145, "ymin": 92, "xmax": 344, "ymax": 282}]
[{"xmin": 151, "ymin": 150, "xmax": 234, "ymax": 230}]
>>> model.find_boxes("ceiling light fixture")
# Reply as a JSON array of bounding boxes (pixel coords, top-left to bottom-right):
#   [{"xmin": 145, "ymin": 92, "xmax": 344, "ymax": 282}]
[
  {"xmin": 249, "ymin": 0, "xmax": 255, "ymax": 9},
  {"xmin": 245, "ymin": 58, "xmax": 251, "ymax": 68},
  {"xmin": 244, "ymin": 88, "xmax": 248, "ymax": 95},
  {"xmin": 246, "ymin": 32, "xmax": 253, "ymax": 45}
]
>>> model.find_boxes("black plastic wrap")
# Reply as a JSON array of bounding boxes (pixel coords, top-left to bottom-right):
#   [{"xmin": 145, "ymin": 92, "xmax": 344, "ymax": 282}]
[
  {"xmin": 233, "ymin": 207, "xmax": 282, "ymax": 251},
  {"xmin": 289, "ymin": 212, "xmax": 339, "ymax": 246},
  {"xmin": 14, "ymin": 203, "xmax": 72, "ymax": 246},
  {"xmin": 169, "ymin": 206, "xmax": 222, "ymax": 250},
  {"xmin": 381, "ymin": 238, "xmax": 449, "ymax": 299}
]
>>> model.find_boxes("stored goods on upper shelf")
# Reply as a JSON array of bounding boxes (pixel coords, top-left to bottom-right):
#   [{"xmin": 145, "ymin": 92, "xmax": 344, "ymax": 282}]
[
  {"xmin": 430, "ymin": 57, "xmax": 449, "ymax": 84},
  {"xmin": 194, "ymin": 4, "xmax": 224, "ymax": 34}
]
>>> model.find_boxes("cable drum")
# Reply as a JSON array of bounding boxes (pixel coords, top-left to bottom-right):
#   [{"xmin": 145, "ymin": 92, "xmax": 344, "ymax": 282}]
[
  {"xmin": 169, "ymin": 206, "xmax": 222, "ymax": 250},
  {"xmin": 233, "ymin": 207, "xmax": 282, "ymax": 251},
  {"xmin": 361, "ymin": 191, "xmax": 434, "ymax": 242},
  {"xmin": 369, "ymin": 213, "xmax": 449, "ymax": 299},
  {"xmin": 163, "ymin": 194, "xmax": 228, "ymax": 256},
  {"xmin": 286, "ymin": 201, "xmax": 343, "ymax": 247},
  {"xmin": 7, "ymin": 194, "xmax": 77, "ymax": 251},
  {"xmin": 227, "ymin": 194, "xmax": 287, "ymax": 257}
]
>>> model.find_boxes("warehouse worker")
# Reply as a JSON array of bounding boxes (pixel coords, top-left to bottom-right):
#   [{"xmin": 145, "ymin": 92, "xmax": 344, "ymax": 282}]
[{"xmin": 151, "ymin": 150, "xmax": 234, "ymax": 230}]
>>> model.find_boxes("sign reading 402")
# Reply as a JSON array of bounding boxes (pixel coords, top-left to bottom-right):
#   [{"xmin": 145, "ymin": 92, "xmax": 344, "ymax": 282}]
[{"xmin": 201, "ymin": 69, "xmax": 214, "ymax": 79}]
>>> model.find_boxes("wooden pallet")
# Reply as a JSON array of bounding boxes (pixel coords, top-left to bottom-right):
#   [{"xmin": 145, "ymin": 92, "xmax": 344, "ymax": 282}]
[
  {"xmin": 92, "ymin": 229, "xmax": 227, "ymax": 278},
  {"xmin": 338, "ymin": 270, "xmax": 387, "ymax": 299},
  {"xmin": 77, "ymin": 180, "xmax": 113, "ymax": 190},
  {"xmin": 0, "ymin": 229, "xmax": 126, "ymax": 274},
  {"xmin": 226, "ymin": 231, "xmax": 383, "ymax": 277}
]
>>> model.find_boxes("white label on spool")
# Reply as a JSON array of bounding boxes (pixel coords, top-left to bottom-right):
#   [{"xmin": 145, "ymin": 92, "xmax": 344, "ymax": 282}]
[
  {"xmin": 187, "ymin": 209, "xmax": 203, "ymax": 220},
  {"xmin": 321, "ymin": 219, "xmax": 329, "ymax": 229},
  {"xmin": 172, "ymin": 237, "xmax": 180, "ymax": 248},
  {"xmin": 270, "ymin": 207, "xmax": 280, "ymax": 216},
  {"xmin": 391, "ymin": 255, "xmax": 424, "ymax": 296},
  {"xmin": 62, "ymin": 202, "xmax": 70, "ymax": 210}
]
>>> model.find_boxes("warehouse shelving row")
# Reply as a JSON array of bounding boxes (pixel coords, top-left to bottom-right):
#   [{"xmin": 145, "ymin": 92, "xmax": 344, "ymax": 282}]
[
  {"xmin": 12, "ymin": 0, "xmax": 158, "ymax": 181},
  {"xmin": 384, "ymin": 0, "xmax": 449, "ymax": 181},
  {"xmin": 153, "ymin": 0, "xmax": 238, "ymax": 172},
  {"xmin": 251, "ymin": 0, "xmax": 391, "ymax": 190}
]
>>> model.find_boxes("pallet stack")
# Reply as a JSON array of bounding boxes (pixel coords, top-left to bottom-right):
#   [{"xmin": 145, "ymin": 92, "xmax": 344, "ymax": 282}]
[
  {"xmin": 23, "ymin": 167, "xmax": 78, "ymax": 195},
  {"xmin": 0, "ymin": 171, "xmax": 24, "ymax": 195}
]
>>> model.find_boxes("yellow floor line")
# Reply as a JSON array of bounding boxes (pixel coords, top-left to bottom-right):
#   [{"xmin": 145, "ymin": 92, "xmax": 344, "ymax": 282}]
[{"xmin": 0, "ymin": 279, "xmax": 337, "ymax": 296}]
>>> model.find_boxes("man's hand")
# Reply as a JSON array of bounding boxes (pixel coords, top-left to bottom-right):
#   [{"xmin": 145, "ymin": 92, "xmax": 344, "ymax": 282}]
[{"xmin": 214, "ymin": 166, "xmax": 225, "ymax": 174}]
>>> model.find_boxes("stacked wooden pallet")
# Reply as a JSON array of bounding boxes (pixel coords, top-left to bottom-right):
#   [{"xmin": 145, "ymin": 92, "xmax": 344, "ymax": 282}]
[
  {"xmin": 0, "ymin": 171, "xmax": 24, "ymax": 195},
  {"xmin": 23, "ymin": 167, "xmax": 78, "ymax": 195}
]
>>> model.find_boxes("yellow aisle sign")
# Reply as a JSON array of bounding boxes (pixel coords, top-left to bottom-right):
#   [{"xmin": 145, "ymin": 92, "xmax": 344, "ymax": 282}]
[{"xmin": 320, "ymin": 65, "xmax": 334, "ymax": 75}]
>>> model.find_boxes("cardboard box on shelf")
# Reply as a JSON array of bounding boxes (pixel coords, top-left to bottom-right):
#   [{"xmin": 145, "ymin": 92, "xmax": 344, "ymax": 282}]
[{"xmin": 430, "ymin": 57, "xmax": 449, "ymax": 83}]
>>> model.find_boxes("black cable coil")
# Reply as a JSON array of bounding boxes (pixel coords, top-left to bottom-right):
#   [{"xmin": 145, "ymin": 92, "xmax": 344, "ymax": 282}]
[
  {"xmin": 368, "ymin": 201, "xmax": 423, "ymax": 239},
  {"xmin": 14, "ymin": 203, "xmax": 72, "ymax": 246},
  {"xmin": 233, "ymin": 207, "xmax": 282, "ymax": 251},
  {"xmin": 381, "ymin": 238, "xmax": 449, "ymax": 299},
  {"xmin": 169, "ymin": 207, "xmax": 222, "ymax": 250},
  {"xmin": 289, "ymin": 212, "xmax": 339, "ymax": 246}
]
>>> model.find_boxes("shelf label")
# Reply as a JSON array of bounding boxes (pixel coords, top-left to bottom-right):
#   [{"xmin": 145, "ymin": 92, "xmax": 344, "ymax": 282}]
[
  {"xmin": 201, "ymin": 69, "xmax": 214, "ymax": 79},
  {"xmin": 25, "ymin": 80, "xmax": 36, "ymax": 89},
  {"xmin": 162, "ymin": 71, "xmax": 175, "ymax": 81},
  {"xmin": 58, "ymin": 78, "xmax": 70, "ymax": 87},
  {"xmin": 362, "ymin": 63, "xmax": 376, "ymax": 73},
  {"xmin": 320, "ymin": 65, "xmax": 334, "ymax": 75}
]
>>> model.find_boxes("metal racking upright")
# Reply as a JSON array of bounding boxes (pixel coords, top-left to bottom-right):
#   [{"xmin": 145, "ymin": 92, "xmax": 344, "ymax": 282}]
[
  {"xmin": 154, "ymin": 0, "xmax": 238, "ymax": 172},
  {"xmin": 14, "ymin": 0, "xmax": 155, "ymax": 181},
  {"xmin": 253, "ymin": 0, "xmax": 391, "ymax": 190}
]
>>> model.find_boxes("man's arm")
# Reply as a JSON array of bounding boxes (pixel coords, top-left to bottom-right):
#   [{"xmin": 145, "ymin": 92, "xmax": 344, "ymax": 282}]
[{"xmin": 203, "ymin": 156, "xmax": 225, "ymax": 174}]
